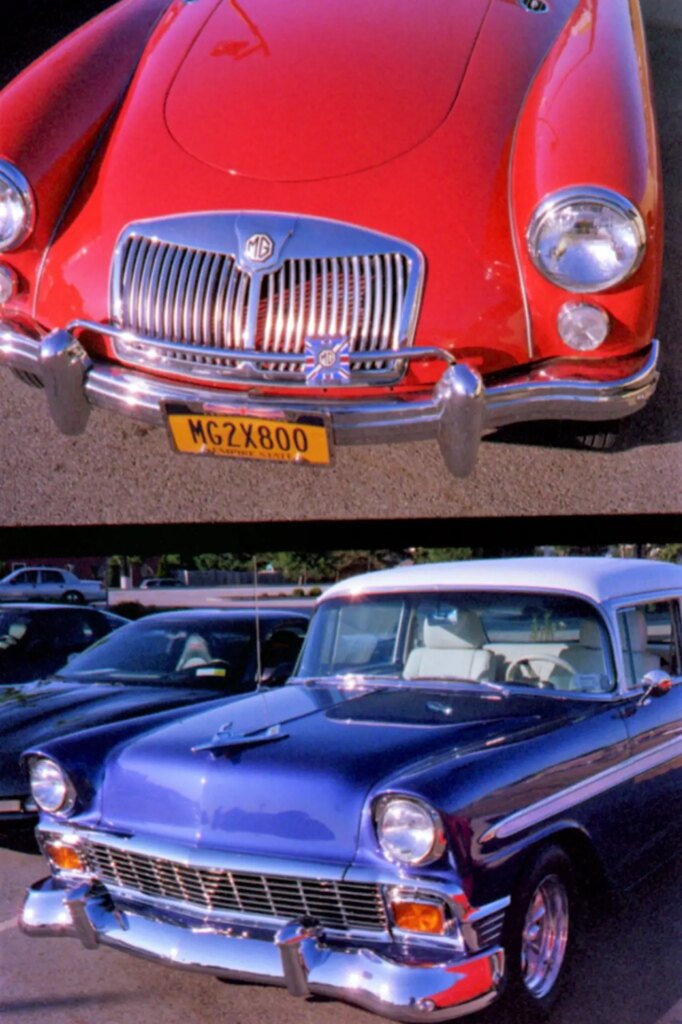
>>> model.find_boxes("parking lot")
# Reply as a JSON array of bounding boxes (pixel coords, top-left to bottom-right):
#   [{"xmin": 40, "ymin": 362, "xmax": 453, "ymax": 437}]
[{"xmin": 1, "ymin": 845, "xmax": 681, "ymax": 1024}]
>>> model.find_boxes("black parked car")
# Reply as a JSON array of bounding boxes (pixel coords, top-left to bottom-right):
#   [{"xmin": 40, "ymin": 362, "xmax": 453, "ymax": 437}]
[
  {"xmin": 0, "ymin": 607, "xmax": 309, "ymax": 850},
  {"xmin": 0, "ymin": 603, "xmax": 127, "ymax": 685}
]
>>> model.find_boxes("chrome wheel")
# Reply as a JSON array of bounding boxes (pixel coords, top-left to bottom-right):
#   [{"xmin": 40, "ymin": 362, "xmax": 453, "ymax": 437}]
[{"xmin": 521, "ymin": 873, "xmax": 569, "ymax": 999}]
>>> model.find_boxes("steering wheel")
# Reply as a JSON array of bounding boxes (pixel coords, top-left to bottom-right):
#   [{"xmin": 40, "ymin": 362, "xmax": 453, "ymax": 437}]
[{"xmin": 505, "ymin": 654, "xmax": 575, "ymax": 687}]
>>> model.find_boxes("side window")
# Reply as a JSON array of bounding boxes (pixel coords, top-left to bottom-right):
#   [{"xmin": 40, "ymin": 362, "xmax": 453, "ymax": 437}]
[
  {"xmin": 45, "ymin": 612, "xmax": 93, "ymax": 651},
  {"xmin": 261, "ymin": 627, "xmax": 306, "ymax": 672},
  {"xmin": 12, "ymin": 570, "xmax": 38, "ymax": 585},
  {"xmin": 42, "ymin": 570, "xmax": 64, "ymax": 584},
  {"xmin": 84, "ymin": 612, "xmax": 114, "ymax": 641},
  {"xmin": 617, "ymin": 601, "xmax": 680, "ymax": 688}
]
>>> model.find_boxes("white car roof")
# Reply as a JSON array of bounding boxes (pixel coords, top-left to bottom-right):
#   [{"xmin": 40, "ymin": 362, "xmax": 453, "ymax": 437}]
[{"xmin": 321, "ymin": 557, "xmax": 682, "ymax": 605}]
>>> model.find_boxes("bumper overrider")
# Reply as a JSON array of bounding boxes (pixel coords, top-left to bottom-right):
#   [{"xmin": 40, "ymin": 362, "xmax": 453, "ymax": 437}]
[
  {"xmin": 0, "ymin": 320, "xmax": 660, "ymax": 476},
  {"xmin": 21, "ymin": 827, "xmax": 508, "ymax": 1022}
]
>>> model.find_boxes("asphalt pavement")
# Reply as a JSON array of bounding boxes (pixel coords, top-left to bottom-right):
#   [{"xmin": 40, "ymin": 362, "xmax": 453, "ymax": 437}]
[{"xmin": 0, "ymin": 1, "xmax": 680, "ymax": 525}]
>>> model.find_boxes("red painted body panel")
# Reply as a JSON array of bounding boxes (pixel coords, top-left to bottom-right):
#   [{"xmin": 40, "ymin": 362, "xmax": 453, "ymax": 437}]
[
  {"xmin": 165, "ymin": 0, "xmax": 491, "ymax": 181},
  {"xmin": 0, "ymin": 0, "xmax": 170, "ymax": 322},
  {"xmin": 0, "ymin": 0, "xmax": 663, "ymax": 391},
  {"xmin": 510, "ymin": 0, "xmax": 663, "ymax": 362}
]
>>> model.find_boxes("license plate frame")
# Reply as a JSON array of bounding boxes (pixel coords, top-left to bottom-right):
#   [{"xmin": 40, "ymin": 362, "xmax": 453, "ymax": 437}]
[{"xmin": 164, "ymin": 403, "xmax": 333, "ymax": 466}]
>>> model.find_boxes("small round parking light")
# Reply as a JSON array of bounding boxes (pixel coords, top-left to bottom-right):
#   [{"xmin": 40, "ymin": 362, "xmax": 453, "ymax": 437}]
[{"xmin": 557, "ymin": 302, "xmax": 610, "ymax": 351}]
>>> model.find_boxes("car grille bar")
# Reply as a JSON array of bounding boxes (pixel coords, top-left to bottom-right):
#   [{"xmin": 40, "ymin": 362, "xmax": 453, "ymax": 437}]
[
  {"xmin": 111, "ymin": 214, "xmax": 423, "ymax": 385},
  {"xmin": 79, "ymin": 839, "xmax": 389, "ymax": 932},
  {"xmin": 120, "ymin": 236, "xmax": 250, "ymax": 356}
]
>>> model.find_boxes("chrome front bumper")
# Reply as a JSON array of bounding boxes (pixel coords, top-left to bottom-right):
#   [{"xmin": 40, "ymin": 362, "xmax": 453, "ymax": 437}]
[
  {"xmin": 21, "ymin": 877, "xmax": 505, "ymax": 1022},
  {"xmin": 0, "ymin": 323, "xmax": 660, "ymax": 477}
]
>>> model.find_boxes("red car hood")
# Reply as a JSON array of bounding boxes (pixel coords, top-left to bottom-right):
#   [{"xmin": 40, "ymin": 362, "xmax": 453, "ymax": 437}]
[{"xmin": 164, "ymin": 0, "xmax": 491, "ymax": 181}]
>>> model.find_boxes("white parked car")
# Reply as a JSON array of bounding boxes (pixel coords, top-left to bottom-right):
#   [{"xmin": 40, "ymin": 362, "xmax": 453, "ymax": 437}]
[{"xmin": 0, "ymin": 567, "xmax": 105, "ymax": 605}]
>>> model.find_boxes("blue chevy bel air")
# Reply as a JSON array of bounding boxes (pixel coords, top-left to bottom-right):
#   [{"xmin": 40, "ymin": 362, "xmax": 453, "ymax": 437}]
[{"xmin": 20, "ymin": 558, "xmax": 682, "ymax": 1021}]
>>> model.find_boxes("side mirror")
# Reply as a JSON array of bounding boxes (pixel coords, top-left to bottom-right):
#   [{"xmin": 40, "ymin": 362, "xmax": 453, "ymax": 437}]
[{"xmin": 639, "ymin": 669, "xmax": 673, "ymax": 701}]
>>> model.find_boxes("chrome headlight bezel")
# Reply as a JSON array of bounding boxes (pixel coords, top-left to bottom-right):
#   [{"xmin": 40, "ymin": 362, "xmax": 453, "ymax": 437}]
[
  {"xmin": 373, "ymin": 794, "xmax": 447, "ymax": 867},
  {"xmin": 0, "ymin": 160, "xmax": 35, "ymax": 252},
  {"xmin": 527, "ymin": 186, "xmax": 647, "ymax": 293},
  {"xmin": 28, "ymin": 757, "xmax": 76, "ymax": 816}
]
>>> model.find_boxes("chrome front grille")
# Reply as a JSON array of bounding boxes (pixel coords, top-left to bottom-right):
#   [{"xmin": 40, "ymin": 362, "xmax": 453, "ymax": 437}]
[
  {"xmin": 80, "ymin": 839, "xmax": 388, "ymax": 932},
  {"xmin": 471, "ymin": 907, "xmax": 506, "ymax": 949},
  {"xmin": 120, "ymin": 236, "xmax": 250, "ymax": 356},
  {"xmin": 110, "ymin": 213, "xmax": 423, "ymax": 385}
]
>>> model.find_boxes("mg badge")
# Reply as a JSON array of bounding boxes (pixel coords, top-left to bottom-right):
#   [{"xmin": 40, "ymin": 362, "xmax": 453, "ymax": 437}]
[
  {"xmin": 305, "ymin": 338, "xmax": 351, "ymax": 386},
  {"xmin": 244, "ymin": 233, "xmax": 274, "ymax": 263}
]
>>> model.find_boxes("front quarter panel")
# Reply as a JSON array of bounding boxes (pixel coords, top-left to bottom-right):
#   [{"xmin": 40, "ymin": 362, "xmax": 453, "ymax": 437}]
[
  {"xmin": 355, "ymin": 698, "xmax": 634, "ymax": 905},
  {"xmin": 0, "ymin": 0, "xmax": 171, "ymax": 319},
  {"xmin": 511, "ymin": 0, "xmax": 663, "ymax": 361}
]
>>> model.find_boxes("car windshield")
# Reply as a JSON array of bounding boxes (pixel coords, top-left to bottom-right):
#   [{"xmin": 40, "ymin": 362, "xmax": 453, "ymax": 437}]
[
  {"xmin": 295, "ymin": 591, "xmax": 615, "ymax": 694},
  {"xmin": 55, "ymin": 617, "xmax": 258, "ymax": 686}
]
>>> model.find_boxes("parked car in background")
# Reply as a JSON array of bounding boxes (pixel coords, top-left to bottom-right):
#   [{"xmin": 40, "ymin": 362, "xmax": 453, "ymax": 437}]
[
  {"xmin": 0, "ymin": 0, "xmax": 662, "ymax": 476},
  {"xmin": 0, "ymin": 567, "xmax": 105, "ymax": 604},
  {"xmin": 0, "ymin": 603, "xmax": 126, "ymax": 685},
  {"xmin": 0, "ymin": 607, "xmax": 309, "ymax": 851},
  {"xmin": 139, "ymin": 577, "xmax": 187, "ymax": 589},
  {"xmin": 19, "ymin": 558, "xmax": 682, "ymax": 1020}
]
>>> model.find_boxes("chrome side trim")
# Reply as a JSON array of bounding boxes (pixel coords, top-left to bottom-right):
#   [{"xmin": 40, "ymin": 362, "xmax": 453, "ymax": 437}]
[{"xmin": 481, "ymin": 731, "xmax": 682, "ymax": 843}]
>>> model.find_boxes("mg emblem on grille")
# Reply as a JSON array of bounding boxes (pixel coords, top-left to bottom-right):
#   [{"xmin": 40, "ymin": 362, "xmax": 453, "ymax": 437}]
[{"xmin": 244, "ymin": 233, "xmax": 274, "ymax": 263}]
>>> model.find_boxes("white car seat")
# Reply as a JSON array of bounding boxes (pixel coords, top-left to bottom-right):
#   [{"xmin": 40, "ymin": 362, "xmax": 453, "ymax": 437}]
[{"xmin": 404, "ymin": 612, "xmax": 492, "ymax": 681}]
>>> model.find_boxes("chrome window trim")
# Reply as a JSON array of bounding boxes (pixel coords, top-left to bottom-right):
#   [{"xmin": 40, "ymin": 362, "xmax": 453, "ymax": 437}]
[
  {"xmin": 480, "ymin": 731, "xmax": 682, "ymax": 844},
  {"xmin": 605, "ymin": 591, "xmax": 682, "ymax": 693}
]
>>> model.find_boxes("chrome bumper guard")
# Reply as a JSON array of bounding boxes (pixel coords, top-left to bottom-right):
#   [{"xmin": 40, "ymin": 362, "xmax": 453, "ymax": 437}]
[
  {"xmin": 0, "ymin": 322, "xmax": 660, "ymax": 477},
  {"xmin": 22, "ymin": 877, "xmax": 505, "ymax": 1022}
]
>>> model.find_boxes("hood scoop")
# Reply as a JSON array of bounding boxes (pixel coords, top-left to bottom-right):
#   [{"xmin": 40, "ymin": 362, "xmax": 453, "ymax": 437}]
[{"xmin": 192, "ymin": 722, "xmax": 289, "ymax": 757}]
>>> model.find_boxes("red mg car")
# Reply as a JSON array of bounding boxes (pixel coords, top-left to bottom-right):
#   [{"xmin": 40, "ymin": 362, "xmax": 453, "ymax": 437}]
[{"xmin": 0, "ymin": 0, "xmax": 662, "ymax": 476}]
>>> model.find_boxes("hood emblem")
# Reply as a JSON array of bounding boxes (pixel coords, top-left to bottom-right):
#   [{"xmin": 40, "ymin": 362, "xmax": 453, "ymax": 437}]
[
  {"xmin": 519, "ymin": 0, "xmax": 549, "ymax": 10},
  {"xmin": 244, "ymin": 233, "xmax": 274, "ymax": 263}
]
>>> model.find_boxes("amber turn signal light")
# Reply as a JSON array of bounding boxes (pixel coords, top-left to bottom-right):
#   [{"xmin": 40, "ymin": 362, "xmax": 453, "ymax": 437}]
[
  {"xmin": 391, "ymin": 900, "xmax": 446, "ymax": 934},
  {"xmin": 44, "ymin": 842, "xmax": 84, "ymax": 872}
]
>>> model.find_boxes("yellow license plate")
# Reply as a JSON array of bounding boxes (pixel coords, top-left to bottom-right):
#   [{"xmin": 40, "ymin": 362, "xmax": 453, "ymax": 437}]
[{"xmin": 166, "ymin": 410, "xmax": 332, "ymax": 465}]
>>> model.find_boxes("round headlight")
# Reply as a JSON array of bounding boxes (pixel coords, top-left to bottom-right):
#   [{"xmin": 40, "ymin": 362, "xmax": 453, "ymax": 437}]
[
  {"xmin": 29, "ymin": 757, "xmax": 75, "ymax": 815},
  {"xmin": 527, "ymin": 187, "xmax": 646, "ymax": 293},
  {"xmin": 0, "ymin": 160, "xmax": 34, "ymax": 252},
  {"xmin": 374, "ymin": 796, "xmax": 446, "ymax": 866}
]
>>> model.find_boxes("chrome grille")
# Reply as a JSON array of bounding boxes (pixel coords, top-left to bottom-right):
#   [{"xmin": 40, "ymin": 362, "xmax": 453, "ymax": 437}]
[
  {"xmin": 80, "ymin": 840, "xmax": 388, "ymax": 932},
  {"xmin": 118, "ymin": 237, "xmax": 250, "ymax": 362},
  {"xmin": 472, "ymin": 907, "xmax": 506, "ymax": 949},
  {"xmin": 110, "ymin": 214, "xmax": 422, "ymax": 384}
]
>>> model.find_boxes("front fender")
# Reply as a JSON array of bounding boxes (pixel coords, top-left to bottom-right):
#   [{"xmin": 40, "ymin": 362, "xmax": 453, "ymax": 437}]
[
  {"xmin": 0, "ymin": 0, "xmax": 170, "ymax": 317},
  {"xmin": 510, "ymin": 0, "xmax": 663, "ymax": 363}
]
